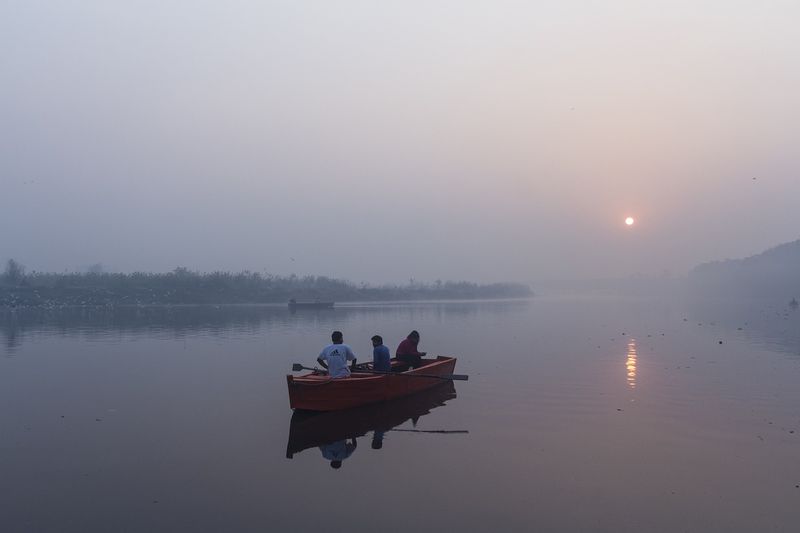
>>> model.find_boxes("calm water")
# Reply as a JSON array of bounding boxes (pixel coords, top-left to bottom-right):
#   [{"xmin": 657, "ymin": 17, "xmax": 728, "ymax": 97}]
[{"xmin": 1, "ymin": 296, "xmax": 799, "ymax": 532}]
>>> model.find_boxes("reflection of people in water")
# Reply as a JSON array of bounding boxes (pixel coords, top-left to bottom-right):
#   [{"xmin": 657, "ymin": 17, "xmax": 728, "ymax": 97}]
[
  {"xmin": 286, "ymin": 382, "xmax": 459, "ymax": 460},
  {"xmin": 319, "ymin": 438, "xmax": 357, "ymax": 469},
  {"xmin": 371, "ymin": 430, "xmax": 385, "ymax": 449}
]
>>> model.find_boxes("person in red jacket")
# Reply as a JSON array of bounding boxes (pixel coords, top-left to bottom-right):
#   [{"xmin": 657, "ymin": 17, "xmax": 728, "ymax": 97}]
[{"xmin": 396, "ymin": 330, "xmax": 427, "ymax": 369}]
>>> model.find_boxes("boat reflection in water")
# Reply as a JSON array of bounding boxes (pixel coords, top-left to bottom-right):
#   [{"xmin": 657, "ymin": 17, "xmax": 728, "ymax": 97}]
[{"xmin": 286, "ymin": 382, "xmax": 460, "ymax": 467}]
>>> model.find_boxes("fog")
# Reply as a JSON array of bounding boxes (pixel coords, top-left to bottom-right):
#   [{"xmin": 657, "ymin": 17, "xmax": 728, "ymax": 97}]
[{"xmin": 2, "ymin": 1, "xmax": 799, "ymax": 283}]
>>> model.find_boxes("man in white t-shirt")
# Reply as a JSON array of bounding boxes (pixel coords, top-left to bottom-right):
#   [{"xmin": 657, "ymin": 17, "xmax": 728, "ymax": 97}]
[
  {"xmin": 320, "ymin": 438, "xmax": 357, "ymax": 469},
  {"xmin": 317, "ymin": 331, "xmax": 357, "ymax": 378}
]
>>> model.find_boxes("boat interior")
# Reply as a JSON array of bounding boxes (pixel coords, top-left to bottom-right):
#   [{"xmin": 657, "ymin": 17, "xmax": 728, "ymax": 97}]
[
  {"xmin": 352, "ymin": 356, "xmax": 445, "ymax": 375},
  {"xmin": 291, "ymin": 356, "xmax": 451, "ymax": 381}
]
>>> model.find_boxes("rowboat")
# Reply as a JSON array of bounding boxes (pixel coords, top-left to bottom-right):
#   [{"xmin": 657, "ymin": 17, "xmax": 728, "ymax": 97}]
[
  {"xmin": 288, "ymin": 299, "xmax": 334, "ymax": 310},
  {"xmin": 286, "ymin": 381, "xmax": 457, "ymax": 458},
  {"xmin": 286, "ymin": 356, "xmax": 458, "ymax": 411}
]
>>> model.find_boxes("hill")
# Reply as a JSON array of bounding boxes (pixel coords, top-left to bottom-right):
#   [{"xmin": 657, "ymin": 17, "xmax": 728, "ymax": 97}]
[{"xmin": 689, "ymin": 239, "xmax": 800, "ymax": 298}]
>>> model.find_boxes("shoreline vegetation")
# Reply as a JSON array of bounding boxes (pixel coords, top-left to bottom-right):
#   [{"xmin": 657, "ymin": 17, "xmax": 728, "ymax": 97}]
[{"xmin": 0, "ymin": 261, "xmax": 532, "ymax": 308}]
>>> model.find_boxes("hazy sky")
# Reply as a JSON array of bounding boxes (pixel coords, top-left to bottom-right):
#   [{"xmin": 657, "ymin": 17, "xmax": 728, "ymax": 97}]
[{"xmin": 2, "ymin": 1, "xmax": 799, "ymax": 283}]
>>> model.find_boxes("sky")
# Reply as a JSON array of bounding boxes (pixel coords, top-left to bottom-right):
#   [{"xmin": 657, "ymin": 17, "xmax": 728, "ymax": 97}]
[{"xmin": 2, "ymin": 1, "xmax": 799, "ymax": 283}]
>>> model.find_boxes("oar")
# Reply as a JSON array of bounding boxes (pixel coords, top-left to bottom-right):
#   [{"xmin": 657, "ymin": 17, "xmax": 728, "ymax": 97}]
[
  {"xmin": 389, "ymin": 429, "xmax": 469, "ymax": 434},
  {"xmin": 352, "ymin": 367, "xmax": 469, "ymax": 381},
  {"xmin": 292, "ymin": 364, "xmax": 328, "ymax": 374},
  {"xmin": 291, "ymin": 364, "xmax": 468, "ymax": 381}
]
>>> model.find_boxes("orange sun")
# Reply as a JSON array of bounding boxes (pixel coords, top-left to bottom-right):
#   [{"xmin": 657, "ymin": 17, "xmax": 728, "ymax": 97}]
[{"xmin": 625, "ymin": 217, "xmax": 635, "ymax": 226}]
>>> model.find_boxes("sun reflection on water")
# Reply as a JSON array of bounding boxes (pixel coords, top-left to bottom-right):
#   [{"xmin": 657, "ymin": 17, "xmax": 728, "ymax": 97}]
[{"xmin": 626, "ymin": 339, "xmax": 637, "ymax": 389}]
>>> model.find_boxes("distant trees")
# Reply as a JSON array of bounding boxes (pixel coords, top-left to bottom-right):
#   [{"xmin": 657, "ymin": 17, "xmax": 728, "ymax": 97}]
[
  {"xmin": 0, "ymin": 263, "xmax": 533, "ymax": 307},
  {"xmin": 2, "ymin": 259, "xmax": 25, "ymax": 285}
]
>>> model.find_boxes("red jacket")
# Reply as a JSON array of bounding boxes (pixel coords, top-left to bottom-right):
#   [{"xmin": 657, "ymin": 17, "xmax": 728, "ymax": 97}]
[{"xmin": 396, "ymin": 338, "xmax": 422, "ymax": 357}]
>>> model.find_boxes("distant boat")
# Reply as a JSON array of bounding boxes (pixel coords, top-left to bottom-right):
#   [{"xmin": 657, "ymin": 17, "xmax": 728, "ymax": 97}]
[
  {"xmin": 288, "ymin": 298, "xmax": 334, "ymax": 310},
  {"xmin": 790, "ymin": 297, "xmax": 799, "ymax": 309}
]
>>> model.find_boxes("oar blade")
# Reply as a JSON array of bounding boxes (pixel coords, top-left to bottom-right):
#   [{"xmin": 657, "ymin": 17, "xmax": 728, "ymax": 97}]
[{"xmin": 291, "ymin": 363, "xmax": 304, "ymax": 372}]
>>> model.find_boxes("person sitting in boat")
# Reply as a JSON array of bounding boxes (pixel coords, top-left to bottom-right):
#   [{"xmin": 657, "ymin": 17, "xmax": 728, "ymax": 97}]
[
  {"xmin": 371, "ymin": 335, "xmax": 391, "ymax": 372},
  {"xmin": 317, "ymin": 331, "xmax": 357, "ymax": 378},
  {"xmin": 396, "ymin": 330, "xmax": 427, "ymax": 369},
  {"xmin": 320, "ymin": 438, "xmax": 357, "ymax": 469}
]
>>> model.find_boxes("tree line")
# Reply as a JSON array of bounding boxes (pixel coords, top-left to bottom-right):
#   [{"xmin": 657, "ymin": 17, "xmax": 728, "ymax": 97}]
[{"xmin": 1, "ymin": 260, "xmax": 532, "ymax": 307}]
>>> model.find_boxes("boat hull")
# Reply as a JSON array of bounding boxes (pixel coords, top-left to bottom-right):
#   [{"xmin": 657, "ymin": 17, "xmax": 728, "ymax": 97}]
[
  {"xmin": 286, "ymin": 381, "xmax": 456, "ymax": 457},
  {"xmin": 286, "ymin": 356, "xmax": 457, "ymax": 411}
]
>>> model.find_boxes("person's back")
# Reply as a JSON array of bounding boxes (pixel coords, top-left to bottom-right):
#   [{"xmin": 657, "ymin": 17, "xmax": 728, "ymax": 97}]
[
  {"xmin": 396, "ymin": 337, "xmax": 417, "ymax": 356},
  {"xmin": 371, "ymin": 335, "xmax": 391, "ymax": 372},
  {"xmin": 396, "ymin": 330, "xmax": 426, "ymax": 369},
  {"xmin": 317, "ymin": 331, "xmax": 357, "ymax": 378}
]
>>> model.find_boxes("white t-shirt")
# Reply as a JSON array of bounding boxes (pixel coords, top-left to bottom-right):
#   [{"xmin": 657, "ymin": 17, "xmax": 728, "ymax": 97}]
[
  {"xmin": 320, "ymin": 440, "xmax": 356, "ymax": 461},
  {"xmin": 318, "ymin": 343, "xmax": 356, "ymax": 378}
]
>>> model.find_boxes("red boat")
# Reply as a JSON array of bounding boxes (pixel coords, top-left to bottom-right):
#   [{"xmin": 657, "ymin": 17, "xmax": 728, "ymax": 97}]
[{"xmin": 286, "ymin": 356, "xmax": 458, "ymax": 411}]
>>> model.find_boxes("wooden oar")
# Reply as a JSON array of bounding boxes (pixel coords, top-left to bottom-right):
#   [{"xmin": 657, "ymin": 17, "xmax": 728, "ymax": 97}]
[
  {"xmin": 291, "ymin": 364, "xmax": 468, "ymax": 381},
  {"xmin": 352, "ymin": 367, "xmax": 469, "ymax": 381},
  {"xmin": 389, "ymin": 429, "xmax": 469, "ymax": 434},
  {"xmin": 291, "ymin": 364, "xmax": 328, "ymax": 375}
]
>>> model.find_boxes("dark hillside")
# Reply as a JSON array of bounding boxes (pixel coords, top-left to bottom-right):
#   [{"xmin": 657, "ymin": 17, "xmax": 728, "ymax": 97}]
[{"xmin": 689, "ymin": 239, "xmax": 800, "ymax": 298}]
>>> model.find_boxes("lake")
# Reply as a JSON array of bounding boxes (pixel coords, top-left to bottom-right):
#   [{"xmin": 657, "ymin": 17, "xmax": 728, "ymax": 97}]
[{"xmin": 1, "ymin": 295, "xmax": 799, "ymax": 532}]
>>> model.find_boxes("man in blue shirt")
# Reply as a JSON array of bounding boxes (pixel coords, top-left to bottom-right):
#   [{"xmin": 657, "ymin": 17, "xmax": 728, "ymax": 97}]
[{"xmin": 371, "ymin": 335, "xmax": 391, "ymax": 372}]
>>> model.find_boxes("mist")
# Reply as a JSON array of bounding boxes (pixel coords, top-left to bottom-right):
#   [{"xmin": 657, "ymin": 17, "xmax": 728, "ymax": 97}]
[{"xmin": 2, "ymin": 1, "xmax": 800, "ymax": 283}]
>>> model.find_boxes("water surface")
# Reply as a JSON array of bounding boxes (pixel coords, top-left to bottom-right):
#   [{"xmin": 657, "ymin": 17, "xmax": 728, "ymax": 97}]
[{"xmin": 1, "ymin": 296, "xmax": 799, "ymax": 532}]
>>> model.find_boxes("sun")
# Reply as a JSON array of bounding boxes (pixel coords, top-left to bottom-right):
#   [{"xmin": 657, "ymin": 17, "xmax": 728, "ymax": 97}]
[{"xmin": 625, "ymin": 216, "xmax": 635, "ymax": 226}]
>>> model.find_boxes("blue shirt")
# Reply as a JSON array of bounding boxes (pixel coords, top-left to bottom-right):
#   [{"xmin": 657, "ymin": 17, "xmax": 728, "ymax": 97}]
[{"xmin": 372, "ymin": 344, "xmax": 391, "ymax": 372}]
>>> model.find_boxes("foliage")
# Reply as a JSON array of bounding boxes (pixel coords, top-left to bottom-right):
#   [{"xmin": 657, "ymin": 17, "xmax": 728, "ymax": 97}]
[
  {"xmin": 2, "ymin": 259, "xmax": 25, "ymax": 285},
  {"xmin": 0, "ymin": 261, "xmax": 532, "ymax": 307}
]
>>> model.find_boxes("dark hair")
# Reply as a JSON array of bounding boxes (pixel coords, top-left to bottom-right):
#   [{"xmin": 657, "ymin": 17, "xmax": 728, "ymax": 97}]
[
  {"xmin": 371, "ymin": 335, "xmax": 383, "ymax": 344},
  {"xmin": 330, "ymin": 460, "xmax": 342, "ymax": 469},
  {"xmin": 331, "ymin": 331, "xmax": 343, "ymax": 342},
  {"xmin": 408, "ymin": 330, "xmax": 420, "ymax": 339}
]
